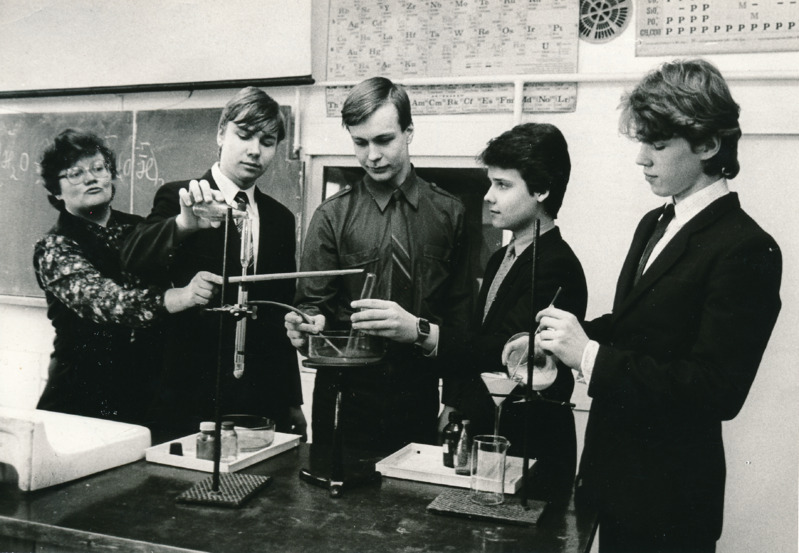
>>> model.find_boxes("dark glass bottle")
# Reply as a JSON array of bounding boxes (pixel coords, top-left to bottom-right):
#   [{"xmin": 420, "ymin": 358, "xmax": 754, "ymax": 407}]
[{"xmin": 442, "ymin": 412, "xmax": 463, "ymax": 468}]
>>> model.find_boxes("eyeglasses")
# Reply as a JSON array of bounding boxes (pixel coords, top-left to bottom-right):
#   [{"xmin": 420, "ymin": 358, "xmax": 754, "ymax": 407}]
[{"xmin": 59, "ymin": 160, "xmax": 110, "ymax": 184}]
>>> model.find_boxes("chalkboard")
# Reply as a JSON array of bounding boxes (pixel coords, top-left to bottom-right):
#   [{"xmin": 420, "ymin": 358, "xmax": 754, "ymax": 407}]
[{"xmin": 0, "ymin": 107, "xmax": 301, "ymax": 298}]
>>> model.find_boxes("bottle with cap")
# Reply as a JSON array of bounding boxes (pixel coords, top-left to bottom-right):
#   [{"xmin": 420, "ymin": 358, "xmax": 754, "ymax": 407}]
[
  {"xmin": 454, "ymin": 419, "xmax": 472, "ymax": 475},
  {"xmin": 442, "ymin": 411, "xmax": 463, "ymax": 468},
  {"xmin": 196, "ymin": 421, "xmax": 216, "ymax": 460},
  {"xmin": 220, "ymin": 421, "xmax": 238, "ymax": 463}
]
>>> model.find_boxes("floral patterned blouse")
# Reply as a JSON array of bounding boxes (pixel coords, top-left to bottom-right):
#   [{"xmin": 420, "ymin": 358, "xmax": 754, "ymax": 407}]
[{"xmin": 34, "ymin": 211, "xmax": 166, "ymax": 327}]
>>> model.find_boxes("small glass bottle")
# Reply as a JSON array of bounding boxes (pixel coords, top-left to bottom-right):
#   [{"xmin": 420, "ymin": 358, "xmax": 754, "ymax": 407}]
[
  {"xmin": 454, "ymin": 419, "xmax": 472, "ymax": 475},
  {"xmin": 220, "ymin": 421, "xmax": 238, "ymax": 463},
  {"xmin": 442, "ymin": 411, "xmax": 463, "ymax": 468},
  {"xmin": 196, "ymin": 421, "xmax": 216, "ymax": 460}
]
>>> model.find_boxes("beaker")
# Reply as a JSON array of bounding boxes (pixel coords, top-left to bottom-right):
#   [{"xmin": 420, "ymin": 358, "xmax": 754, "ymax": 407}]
[{"xmin": 469, "ymin": 435, "xmax": 510, "ymax": 506}]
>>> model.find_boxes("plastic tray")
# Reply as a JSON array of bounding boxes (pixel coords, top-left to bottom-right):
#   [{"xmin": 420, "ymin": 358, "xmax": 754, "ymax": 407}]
[
  {"xmin": 145, "ymin": 431, "xmax": 300, "ymax": 473},
  {"xmin": 376, "ymin": 443, "xmax": 533, "ymax": 494}
]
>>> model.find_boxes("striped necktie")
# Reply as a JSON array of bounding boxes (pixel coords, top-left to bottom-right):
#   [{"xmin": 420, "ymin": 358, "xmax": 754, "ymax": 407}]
[
  {"xmin": 389, "ymin": 189, "xmax": 414, "ymax": 311},
  {"xmin": 234, "ymin": 191, "xmax": 254, "ymax": 269},
  {"xmin": 483, "ymin": 240, "xmax": 516, "ymax": 322},
  {"xmin": 633, "ymin": 203, "xmax": 675, "ymax": 285}
]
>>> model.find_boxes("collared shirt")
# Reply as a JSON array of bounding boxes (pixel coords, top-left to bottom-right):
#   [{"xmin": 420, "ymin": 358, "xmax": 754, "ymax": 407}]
[
  {"xmin": 296, "ymin": 167, "xmax": 471, "ymax": 331},
  {"xmin": 579, "ymin": 178, "xmax": 731, "ymax": 385},
  {"xmin": 511, "ymin": 218, "xmax": 555, "ymax": 259},
  {"xmin": 212, "ymin": 163, "xmax": 261, "ymax": 270},
  {"xmin": 482, "ymin": 238, "xmax": 517, "ymax": 321},
  {"xmin": 479, "ymin": 220, "xmax": 555, "ymax": 320},
  {"xmin": 644, "ymin": 178, "xmax": 729, "ymax": 272},
  {"xmin": 363, "ymin": 171, "xmax": 420, "ymax": 213}
]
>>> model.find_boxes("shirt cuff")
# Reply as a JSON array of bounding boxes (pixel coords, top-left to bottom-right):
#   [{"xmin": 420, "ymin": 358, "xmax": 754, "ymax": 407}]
[
  {"xmin": 421, "ymin": 323, "xmax": 439, "ymax": 357},
  {"xmin": 578, "ymin": 340, "xmax": 599, "ymax": 385}
]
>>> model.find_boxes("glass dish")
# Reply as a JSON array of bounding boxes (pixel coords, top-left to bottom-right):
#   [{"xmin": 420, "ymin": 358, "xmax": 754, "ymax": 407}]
[
  {"xmin": 222, "ymin": 414, "xmax": 275, "ymax": 452},
  {"xmin": 307, "ymin": 330, "xmax": 386, "ymax": 366}
]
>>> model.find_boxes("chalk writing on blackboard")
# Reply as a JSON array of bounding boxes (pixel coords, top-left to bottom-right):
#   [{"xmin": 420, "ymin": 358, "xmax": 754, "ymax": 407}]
[
  {"xmin": 133, "ymin": 142, "xmax": 165, "ymax": 189},
  {"xmin": 0, "ymin": 107, "xmax": 302, "ymax": 298}
]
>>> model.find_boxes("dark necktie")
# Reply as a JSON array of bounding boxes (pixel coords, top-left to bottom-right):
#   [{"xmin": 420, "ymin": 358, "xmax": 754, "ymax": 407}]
[
  {"xmin": 634, "ymin": 203, "xmax": 675, "ymax": 285},
  {"xmin": 234, "ymin": 191, "xmax": 254, "ymax": 269},
  {"xmin": 389, "ymin": 189, "xmax": 414, "ymax": 311}
]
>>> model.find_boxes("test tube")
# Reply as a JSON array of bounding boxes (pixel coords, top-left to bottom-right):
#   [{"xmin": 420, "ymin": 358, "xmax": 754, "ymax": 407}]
[
  {"xmin": 359, "ymin": 272, "xmax": 377, "ymax": 301},
  {"xmin": 346, "ymin": 272, "xmax": 377, "ymax": 355}
]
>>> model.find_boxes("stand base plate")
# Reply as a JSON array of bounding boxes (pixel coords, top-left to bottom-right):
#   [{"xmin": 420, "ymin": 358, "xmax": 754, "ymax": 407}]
[
  {"xmin": 177, "ymin": 473, "xmax": 272, "ymax": 507},
  {"xmin": 427, "ymin": 489, "xmax": 546, "ymax": 526},
  {"xmin": 299, "ymin": 467, "xmax": 382, "ymax": 498}
]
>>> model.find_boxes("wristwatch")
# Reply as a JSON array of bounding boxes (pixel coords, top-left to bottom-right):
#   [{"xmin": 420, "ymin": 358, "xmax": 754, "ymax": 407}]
[{"xmin": 414, "ymin": 317, "xmax": 431, "ymax": 345}]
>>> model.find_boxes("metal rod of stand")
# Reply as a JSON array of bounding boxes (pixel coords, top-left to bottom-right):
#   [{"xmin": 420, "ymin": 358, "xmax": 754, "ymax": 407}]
[
  {"xmin": 228, "ymin": 268, "xmax": 363, "ymax": 284},
  {"xmin": 330, "ymin": 370, "xmax": 345, "ymax": 498},
  {"xmin": 211, "ymin": 208, "xmax": 232, "ymax": 492},
  {"xmin": 521, "ymin": 220, "xmax": 540, "ymax": 508}
]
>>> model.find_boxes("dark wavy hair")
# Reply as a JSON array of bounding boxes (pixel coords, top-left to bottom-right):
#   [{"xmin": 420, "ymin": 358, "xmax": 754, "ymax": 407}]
[
  {"xmin": 218, "ymin": 86, "xmax": 286, "ymax": 144},
  {"xmin": 619, "ymin": 58, "xmax": 741, "ymax": 179},
  {"xmin": 478, "ymin": 123, "xmax": 571, "ymax": 218},
  {"xmin": 39, "ymin": 129, "xmax": 118, "ymax": 210},
  {"xmin": 341, "ymin": 76, "xmax": 413, "ymax": 131}
]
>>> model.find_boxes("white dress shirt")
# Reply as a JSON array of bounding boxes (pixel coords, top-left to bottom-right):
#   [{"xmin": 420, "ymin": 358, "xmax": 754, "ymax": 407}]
[
  {"xmin": 211, "ymin": 163, "xmax": 261, "ymax": 271},
  {"xmin": 579, "ymin": 179, "xmax": 730, "ymax": 385}
]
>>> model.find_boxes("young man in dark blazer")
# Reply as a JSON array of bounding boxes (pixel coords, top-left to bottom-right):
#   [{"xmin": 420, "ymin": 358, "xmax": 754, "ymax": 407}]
[
  {"xmin": 122, "ymin": 87, "xmax": 307, "ymax": 443},
  {"xmin": 352, "ymin": 123, "xmax": 588, "ymax": 503},
  {"xmin": 527, "ymin": 60, "xmax": 782, "ymax": 552}
]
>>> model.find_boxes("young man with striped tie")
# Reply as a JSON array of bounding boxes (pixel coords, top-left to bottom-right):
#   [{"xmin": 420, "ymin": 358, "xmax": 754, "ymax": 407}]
[{"xmin": 285, "ymin": 77, "xmax": 473, "ymax": 455}]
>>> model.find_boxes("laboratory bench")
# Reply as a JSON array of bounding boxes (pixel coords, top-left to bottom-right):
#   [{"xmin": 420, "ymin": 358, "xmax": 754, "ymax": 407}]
[{"xmin": 0, "ymin": 443, "xmax": 597, "ymax": 553}]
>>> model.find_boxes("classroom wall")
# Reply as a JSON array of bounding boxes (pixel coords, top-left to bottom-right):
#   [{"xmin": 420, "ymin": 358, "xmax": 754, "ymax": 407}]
[{"xmin": 0, "ymin": 3, "xmax": 796, "ymax": 552}]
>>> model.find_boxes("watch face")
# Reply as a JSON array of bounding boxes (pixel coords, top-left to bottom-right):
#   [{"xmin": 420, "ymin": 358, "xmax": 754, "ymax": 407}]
[{"xmin": 418, "ymin": 318, "xmax": 431, "ymax": 336}]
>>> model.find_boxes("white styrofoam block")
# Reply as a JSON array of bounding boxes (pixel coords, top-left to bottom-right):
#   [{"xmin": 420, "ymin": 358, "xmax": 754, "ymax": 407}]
[{"xmin": 0, "ymin": 406, "xmax": 151, "ymax": 491}]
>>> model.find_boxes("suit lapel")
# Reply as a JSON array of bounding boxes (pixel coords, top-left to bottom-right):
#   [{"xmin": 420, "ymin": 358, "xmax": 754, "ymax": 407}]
[
  {"xmin": 253, "ymin": 188, "xmax": 270, "ymax": 266},
  {"xmin": 614, "ymin": 209, "xmax": 660, "ymax": 310},
  {"xmin": 615, "ymin": 194, "xmax": 740, "ymax": 316}
]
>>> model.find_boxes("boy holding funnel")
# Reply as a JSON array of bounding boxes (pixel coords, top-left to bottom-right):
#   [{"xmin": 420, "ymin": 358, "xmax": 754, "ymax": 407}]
[{"xmin": 352, "ymin": 122, "xmax": 588, "ymax": 503}]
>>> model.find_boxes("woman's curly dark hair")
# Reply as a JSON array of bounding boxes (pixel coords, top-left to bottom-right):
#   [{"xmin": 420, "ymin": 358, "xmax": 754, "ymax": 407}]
[{"xmin": 39, "ymin": 129, "xmax": 117, "ymax": 210}]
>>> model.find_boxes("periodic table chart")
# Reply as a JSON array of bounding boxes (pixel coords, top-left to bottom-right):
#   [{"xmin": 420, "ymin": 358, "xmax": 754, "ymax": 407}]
[
  {"xmin": 637, "ymin": 0, "xmax": 799, "ymax": 55},
  {"xmin": 325, "ymin": 0, "xmax": 579, "ymax": 115},
  {"xmin": 324, "ymin": 82, "xmax": 577, "ymax": 116}
]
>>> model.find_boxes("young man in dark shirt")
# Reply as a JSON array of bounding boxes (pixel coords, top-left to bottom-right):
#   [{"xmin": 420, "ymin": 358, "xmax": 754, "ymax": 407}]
[{"xmin": 285, "ymin": 77, "xmax": 473, "ymax": 455}]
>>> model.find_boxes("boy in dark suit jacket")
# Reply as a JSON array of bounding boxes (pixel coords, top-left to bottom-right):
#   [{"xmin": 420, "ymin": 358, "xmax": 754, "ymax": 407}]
[
  {"xmin": 122, "ymin": 87, "xmax": 307, "ymax": 443},
  {"xmin": 352, "ymin": 123, "xmax": 587, "ymax": 503},
  {"xmin": 527, "ymin": 59, "xmax": 782, "ymax": 552}
]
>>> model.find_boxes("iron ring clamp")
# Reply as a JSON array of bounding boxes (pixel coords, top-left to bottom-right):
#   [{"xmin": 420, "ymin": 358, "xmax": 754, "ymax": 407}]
[
  {"xmin": 202, "ymin": 206, "xmax": 364, "ymax": 380},
  {"xmin": 191, "ymin": 206, "xmax": 365, "ymax": 498}
]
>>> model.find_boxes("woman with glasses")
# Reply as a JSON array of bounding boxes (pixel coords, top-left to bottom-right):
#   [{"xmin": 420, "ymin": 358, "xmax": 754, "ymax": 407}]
[{"xmin": 33, "ymin": 129, "xmax": 222, "ymax": 424}]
